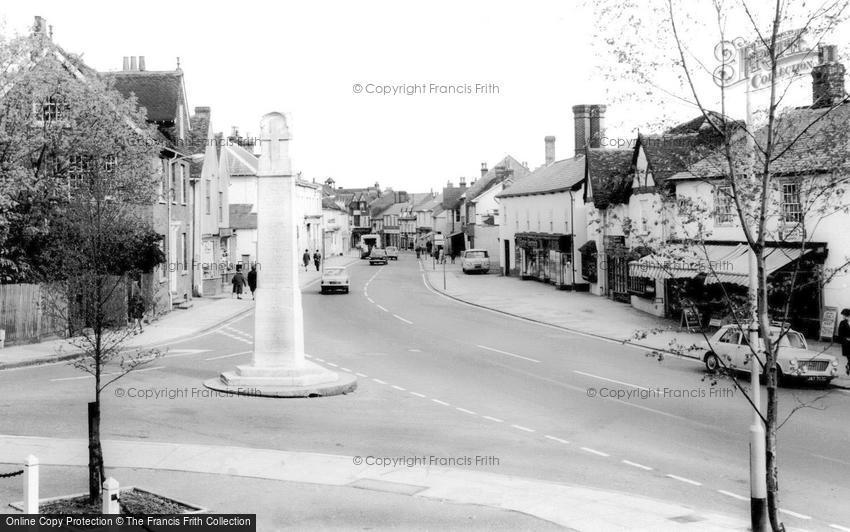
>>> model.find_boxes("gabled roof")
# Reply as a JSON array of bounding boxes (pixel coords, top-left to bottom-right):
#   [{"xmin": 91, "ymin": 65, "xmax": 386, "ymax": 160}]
[
  {"xmin": 441, "ymin": 186, "xmax": 467, "ymax": 210},
  {"xmin": 223, "ymin": 144, "xmax": 259, "ymax": 176},
  {"xmin": 466, "ymin": 155, "xmax": 530, "ymax": 202},
  {"xmin": 497, "ymin": 156, "xmax": 585, "ymax": 198},
  {"xmin": 322, "ymin": 197, "xmax": 346, "ymax": 212},
  {"xmin": 108, "ymin": 70, "xmax": 188, "ymax": 124},
  {"xmin": 229, "ymin": 204, "xmax": 256, "ymax": 229},
  {"xmin": 414, "ymin": 194, "xmax": 443, "ymax": 212},
  {"xmin": 671, "ymin": 104, "xmax": 850, "ymax": 179},
  {"xmin": 585, "ymin": 148, "xmax": 634, "ymax": 209},
  {"xmin": 379, "ymin": 202, "xmax": 406, "ymax": 217},
  {"xmin": 187, "ymin": 108, "xmax": 211, "ymax": 179}
]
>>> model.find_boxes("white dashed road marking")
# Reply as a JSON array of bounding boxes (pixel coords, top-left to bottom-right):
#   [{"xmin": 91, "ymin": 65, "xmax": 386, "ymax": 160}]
[
  {"xmin": 393, "ymin": 314, "xmax": 413, "ymax": 324},
  {"xmin": 544, "ymin": 435, "xmax": 569, "ymax": 444},
  {"xmin": 432, "ymin": 399, "xmax": 450, "ymax": 406},
  {"xmin": 376, "ymin": 305, "xmax": 389, "ymax": 312},
  {"xmin": 408, "ymin": 349, "xmax": 422, "ymax": 353},
  {"xmin": 205, "ymin": 351, "xmax": 251, "ymax": 361},
  {"xmin": 391, "ymin": 385, "xmax": 406, "ymax": 391},
  {"xmin": 326, "ymin": 362, "xmax": 338, "ymax": 367},
  {"xmin": 410, "ymin": 392, "xmax": 426, "ymax": 398},
  {"xmin": 830, "ymin": 525, "xmax": 850, "ymax": 531},
  {"xmin": 779, "ymin": 509, "xmax": 811, "ymax": 520},
  {"xmin": 581, "ymin": 447, "xmax": 609, "ymax": 457},
  {"xmin": 666, "ymin": 474, "xmax": 701, "ymax": 486},
  {"xmin": 372, "ymin": 378, "xmax": 387, "ymax": 385},
  {"xmin": 456, "ymin": 407, "xmax": 476, "ymax": 415},
  {"xmin": 573, "ymin": 370, "xmax": 652, "ymax": 391},
  {"xmin": 511, "ymin": 424, "xmax": 535, "ymax": 433},
  {"xmin": 622, "ymin": 460, "xmax": 652, "ymax": 471},
  {"xmin": 476, "ymin": 344, "xmax": 540, "ymax": 363},
  {"xmin": 355, "ymin": 372, "xmax": 368, "ymax": 378},
  {"xmin": 717, "ymin": 490, "xmax": 748, "ymax": 501},
  {"xmin": 482, "ymin": 416, "xmax": 503, "ymax": 423}
]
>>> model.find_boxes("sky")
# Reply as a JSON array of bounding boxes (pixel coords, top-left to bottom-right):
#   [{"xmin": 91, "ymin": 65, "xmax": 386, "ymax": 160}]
[{"xmin": 1, "ymin": 1, "xmax": 840, "ymax": 193}]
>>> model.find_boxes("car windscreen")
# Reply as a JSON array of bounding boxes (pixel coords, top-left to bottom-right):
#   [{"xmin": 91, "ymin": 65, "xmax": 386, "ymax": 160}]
[
  {"xmin": 771, "ymin": 332, "xmax": 806, "ymax": 349},
  {"xmin": 372, "ymin": 250, "xmax": 386, "ymax": 256},
  {"xmin": 466, "ymin": 251, "xmax": 488, "ymax": 258},
  {"xmin": 324, "ymin": 268, "xmax": 345, "ymax": 276}
]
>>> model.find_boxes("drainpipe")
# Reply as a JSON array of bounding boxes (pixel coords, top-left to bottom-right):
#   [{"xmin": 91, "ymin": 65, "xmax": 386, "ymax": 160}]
[{"xmin": 569, "ymin": 190, "xmax": 576, "ymax": 287}]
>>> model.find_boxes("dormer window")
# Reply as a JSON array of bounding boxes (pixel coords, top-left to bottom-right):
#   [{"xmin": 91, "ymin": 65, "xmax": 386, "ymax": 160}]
[{"xmin": 38, "ymin": 96, "xmax": 68, "ymax": 122}]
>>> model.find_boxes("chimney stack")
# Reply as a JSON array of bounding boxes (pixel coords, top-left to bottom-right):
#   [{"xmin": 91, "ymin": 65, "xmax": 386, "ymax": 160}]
[
  {"xmin": 130, "ymin": 56, "xmax": 138, "ymax": 71},
  {"xmin": 122, "ymin": 56, "xmax": 130, "ymax": 71},
  {"xmin": 812, "ymin": 45, "xmax": 846, "ymax": 109},
  {"xmin": 459, "ymin": 176, "xmax": 467, "ymax": 188},
  {"xmin": 33, "ymin": 16, "xmax": 48, "ymax": 36},
  {"xmin": 544, "ymin": 136, "xmax": 556, "ymax": 165},
  {"xmin": 572, "ymin": 104, "xmax": 606, "ymax": 156},
  {"xmin": 138, "ymin": 56, "xmax": 146, "ymax": 71},
  {"xmin": 480, "ymin": 162, "xmax": 488, "ymax": 178}
]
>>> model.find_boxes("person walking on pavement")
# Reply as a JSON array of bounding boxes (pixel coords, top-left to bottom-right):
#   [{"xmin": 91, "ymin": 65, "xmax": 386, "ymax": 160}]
[
  {"xmin": 839, "ymin": 308, "xmax": 850, "ymax": 375},
  {"xmin": 313, "ymin": 249, "xmax": 322, "ymax": 271},
  {"xmin": 302, "ymin": 249, "xmax": 311, "ymax": 271},
  {"xmin": 128, "ymin": 282, "xmax": 145, "ymax": 334},
  {"xmin": 247, "ymin": 265, "xmax": 258, "ymax": 300},
  {"xmin": 232, "ymin": 265, "xmax": 247, "ymax": 299}
]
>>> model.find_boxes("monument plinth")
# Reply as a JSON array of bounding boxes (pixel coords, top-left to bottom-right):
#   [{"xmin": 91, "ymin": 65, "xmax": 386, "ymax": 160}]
[{"xmin": 205, "ymin": 112, "xmax": 356, "ymax": 397}]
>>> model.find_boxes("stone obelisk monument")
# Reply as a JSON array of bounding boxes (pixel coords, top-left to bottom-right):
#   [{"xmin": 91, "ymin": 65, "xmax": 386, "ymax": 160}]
[{"xmin": 206, "ymin": 112, "xmax": 356, "ymax": 397}]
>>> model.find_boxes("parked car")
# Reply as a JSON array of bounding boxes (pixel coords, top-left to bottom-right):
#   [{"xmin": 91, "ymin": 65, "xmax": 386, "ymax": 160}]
[
  {"xmin": 369, "ymin": 248, "xmax": 388, "ymax": 265},
  {"xmin": 461, "ymin": 249, "xmax": 490, "ymax": 274},
  {"xmin": 320, "ymin": 267, "xmax": 350, "ymax": 294},
  {"xmin": 703, "ymin": 324, "xmax": 839, "ymax": 385},
  {"xmin": 385, "ymin": 246, "xmax": 399, "ymax": 260}
]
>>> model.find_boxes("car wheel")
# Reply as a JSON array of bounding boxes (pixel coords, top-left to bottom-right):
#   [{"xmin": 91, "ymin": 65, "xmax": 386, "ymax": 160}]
[
  {"xmin": 320, "ymin": 287, "xmax": 326, "ymax": 294},
  {"xmin": 704, "ymin": 352, "xmax": 720, "ymax": 373},
  {"xmin": 344, "ymin": 287, "xmax": 349, "ymax": 294}
]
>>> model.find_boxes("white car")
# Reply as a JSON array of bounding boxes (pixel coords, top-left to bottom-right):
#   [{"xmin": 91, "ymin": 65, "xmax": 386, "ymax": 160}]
[
  {"xmin": 703, "ymin": 324, "xmax": 839, "ymax": 385},
  {"xmin": 320, "ymin": 267, "xmax": 350, "ymax": 294},
  {"xmin": 461, "ymin": 249, "xmax": 490, "ymax": 274}
]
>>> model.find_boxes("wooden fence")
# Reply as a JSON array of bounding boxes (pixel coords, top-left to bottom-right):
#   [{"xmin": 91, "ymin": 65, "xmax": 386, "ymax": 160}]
[
  {"xmin": 0, "ymin": 284, "xmax": 66, "ymax": 346},
  {"xmin": 0, "ymin": 278, "xmax": 128, "ymax": 346}
]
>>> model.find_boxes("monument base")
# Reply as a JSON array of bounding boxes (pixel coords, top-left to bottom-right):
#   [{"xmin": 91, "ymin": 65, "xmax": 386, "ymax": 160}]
[{"xmin": 204, "ymin": 360, "xmax": 357, "ymax": 398}]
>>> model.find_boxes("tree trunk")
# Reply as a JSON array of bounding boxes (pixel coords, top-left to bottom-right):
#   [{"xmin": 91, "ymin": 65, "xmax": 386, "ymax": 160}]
[{"xmin": 87, "ymin": 401, "xmax": 103, "ymax": 504}]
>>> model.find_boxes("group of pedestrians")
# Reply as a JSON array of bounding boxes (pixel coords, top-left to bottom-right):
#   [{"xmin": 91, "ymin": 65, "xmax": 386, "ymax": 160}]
[{"xmin": 231, "ymin": 250, "xmax": 323, "ymax": 300}]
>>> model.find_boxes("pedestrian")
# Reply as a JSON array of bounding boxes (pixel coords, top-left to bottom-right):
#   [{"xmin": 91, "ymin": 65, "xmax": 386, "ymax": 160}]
[
  {"xmin": 415, "ymin": 246, "xmax": 421, "ymax": 259},
  {"xmin": 438, "ymin": 247, "xmax": 445, "ymax": 264},
  {"xmin": 313, "ymin": 249, "xmax": 322, "ymax": 271},
  {"xmin": 838, "ymin": 308, "xmax": 850, "ymax": 375},
  {"xmin": 450, "ymin": 250, "xmax": 456, "ymax": 264},
  {"xmin": 128, "ymin": 282, "xmax": 145, "ymax": 334},
  {"xmin": 232, "ymin": 265, "xmax": 247, "ymax": 299},
  {"xmin": 247, "ymin": 265, "xmax": 257, "ymax": 300},
  {"xmin": 302, "ymin": 249, "xmax": 311, "ymax": 271}
]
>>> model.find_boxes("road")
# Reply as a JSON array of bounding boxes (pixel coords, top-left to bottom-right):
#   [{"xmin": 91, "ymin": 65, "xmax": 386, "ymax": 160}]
[{"xmin": 1, "ymin": 252, "xmax": 849, "ymax": 530}]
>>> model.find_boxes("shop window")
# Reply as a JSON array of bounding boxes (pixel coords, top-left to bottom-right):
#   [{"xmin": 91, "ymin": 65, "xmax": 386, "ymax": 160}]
[
  {"xmin": 628, "ymin": 276, "xmax": 655, "ymax": 299},
  {"xmin": 579, "ymin": 241, "xmax": 598, "ymax": 283}
]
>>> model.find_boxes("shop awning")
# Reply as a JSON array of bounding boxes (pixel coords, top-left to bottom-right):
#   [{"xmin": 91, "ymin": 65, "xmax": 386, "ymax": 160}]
[
  {"xmin": 704, "ymin": 246, "xmax": 811, "ymax": 286},
  {"xmin": 578, "ymin": 240, "xmax": 597, "ymax": 254},
  {"xmin": 629, "ymin": 244, "xmax": 810, "ymax": 286}
]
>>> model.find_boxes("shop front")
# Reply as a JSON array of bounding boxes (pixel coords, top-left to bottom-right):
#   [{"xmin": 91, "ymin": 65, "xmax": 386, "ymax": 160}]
[{"xmin": 516, "ymin": 232, "xmax": 574, "ymax": 288}]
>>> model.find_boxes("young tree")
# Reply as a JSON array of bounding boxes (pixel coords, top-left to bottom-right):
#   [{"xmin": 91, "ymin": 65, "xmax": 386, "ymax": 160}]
[
  {"xmin": 0, "ymin": 31, "xmax": 166, "ymax": 502},
  {"xmin": 589, "ymin": 1, "xmax": 850, "ymax": 530}
]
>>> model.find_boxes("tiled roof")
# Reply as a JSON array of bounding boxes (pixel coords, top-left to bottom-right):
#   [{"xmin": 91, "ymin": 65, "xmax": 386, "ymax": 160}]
[
  {"xmin": 586, "ymin": 149, "xmax": 634, "ymax": 209},
  {"xmin": 229, "ymin": 204, "xmax": 256, "ymax": 229},
  {"xmin": 414, "ymin": 194, "xmax": 443, "ymax": 211},
  {"xmin": 441, "ymin": 186, "xmax": 467, "ymax": 210},
  {"xmin": 322, "ymin": 197, "xmax": 346, "ymax": 211},
  {"xmin": 224, "ymin": 145, "xmax": 259, "ymax": 176},
  {"xmin": 671, "ymin": 103, "xmax": 850, "ymax": 179},
  {"xmin": 466, "ymin": 155, "xmax": 530, "ymax": 202},
  {"xmin": 497, "ymin": 156, "xmax": 585, "ymax": 198},
  {"xmin": 186, "ymin": 108, "xmax": 211, "ymax": 179},
  {"xmin": 109, "ymin": 71, "xmax": 184, "ymax": 122}
]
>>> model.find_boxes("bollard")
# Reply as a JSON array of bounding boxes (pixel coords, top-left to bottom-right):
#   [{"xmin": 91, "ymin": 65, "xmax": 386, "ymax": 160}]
[
  {"xmin": 23, "ymin": 455, "xmax": 38, "ymax": 514},
  {"xmin": 102, "ymin": 477, "xmax": 120, "ymax": 514}
]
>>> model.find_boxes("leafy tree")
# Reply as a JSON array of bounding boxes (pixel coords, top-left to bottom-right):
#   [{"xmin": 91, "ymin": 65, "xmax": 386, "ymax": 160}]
[
  {"xmin": 588, "ymin": 1, "xmax": 850, "ymax": 529},
  {"xmin": 0, "ymin": 30, "xmax": 166, "ymax": 502}
]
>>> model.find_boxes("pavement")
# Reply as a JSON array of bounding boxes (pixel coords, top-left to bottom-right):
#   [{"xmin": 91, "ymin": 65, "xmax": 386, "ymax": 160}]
[
  {"xmin": 0, "ymin": 435, "xmax": 750, "ymax": 531},
  {"xmin": 422, "ymin": 258, "xmax": 850, "ymax": 390},
  {"xmin": 0, "ymin": 254, "xmax": 359, "ymax": 371}
]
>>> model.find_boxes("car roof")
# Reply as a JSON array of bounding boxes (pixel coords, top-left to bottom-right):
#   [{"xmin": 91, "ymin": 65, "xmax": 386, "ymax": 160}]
[
  {"xmin": 719, "ymin": 324, "xmax": 799, "ymax": 334},
  {"xmin": 465, "ymin": 248, "xmax": 488, "ymax": 252}
]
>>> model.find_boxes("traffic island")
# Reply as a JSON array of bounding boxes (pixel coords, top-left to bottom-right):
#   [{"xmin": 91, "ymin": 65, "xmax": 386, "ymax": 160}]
[{"xmin": 204, "ymin": 362, "xmax": 357, "ymax": 398}]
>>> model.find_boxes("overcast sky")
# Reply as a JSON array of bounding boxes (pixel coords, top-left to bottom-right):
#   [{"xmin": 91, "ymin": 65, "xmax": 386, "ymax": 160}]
[{"xmin": 1, "ymin": 1, "xmax": 836, "ymax": 192}]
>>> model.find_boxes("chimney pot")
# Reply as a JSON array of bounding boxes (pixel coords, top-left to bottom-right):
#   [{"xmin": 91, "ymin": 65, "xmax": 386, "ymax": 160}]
[
  {"xmin": 544, "ymin": 136, "xmax": 556, "ymax": 165},
  {"xmin": 122, "ymin": 56, "xmax": 130, "ymax": 71},
  {"xmin": 812, "ymin": 45, "xmax": 846, "ymax": 109},
  {"xmin": 130, "ymin": 56, "xmax": 138, "ymax": 71},
  {"xmin": 33, "ymin": 16, "xmax": 47, "ymax": 36},
  {"xmin": 138, "ymin": 56, "xmax": 146, "ymax": 71},
  {"xmin": 573, "ymin": 104, "xmax": 606, "ymax": 156},
  {"xmin": 480, "ymin": 162, "xmax": 488, "ymax": 178}
]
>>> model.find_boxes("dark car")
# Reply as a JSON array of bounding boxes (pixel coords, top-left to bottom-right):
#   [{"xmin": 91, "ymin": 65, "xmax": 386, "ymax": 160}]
[{"xmin": 369, "ymin": 249, "xmax": 388, "ymax": 265}]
